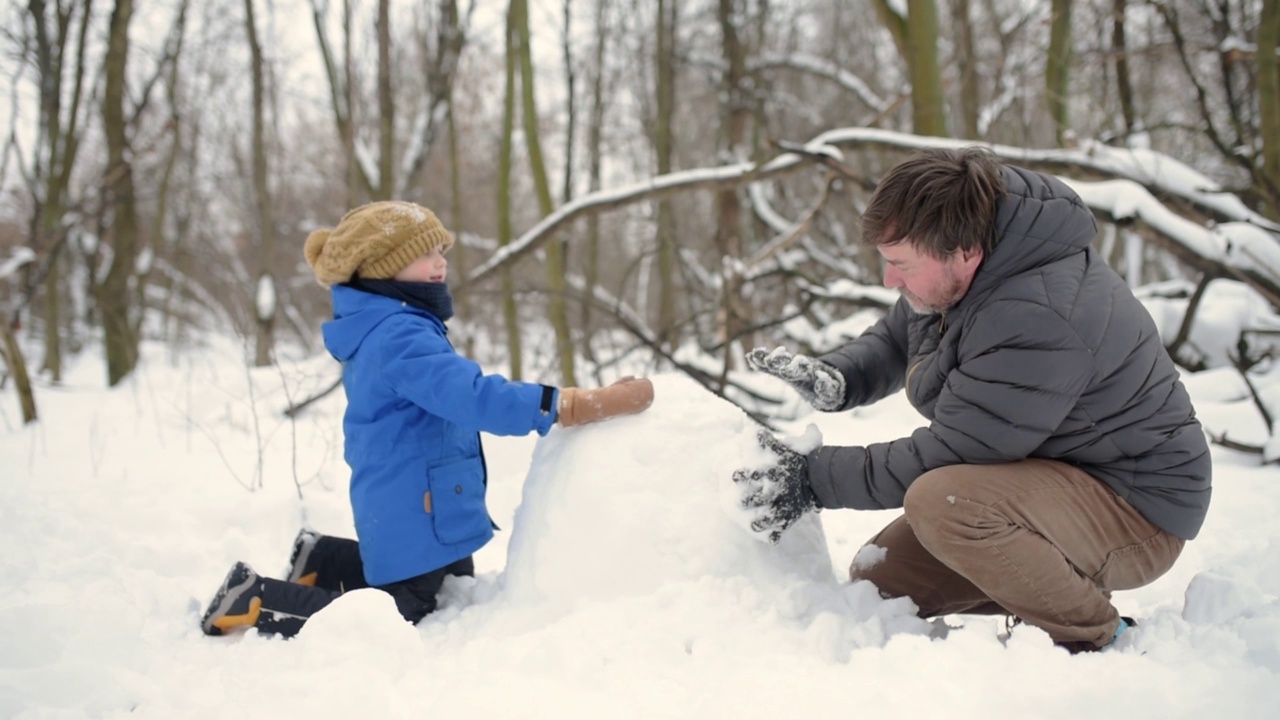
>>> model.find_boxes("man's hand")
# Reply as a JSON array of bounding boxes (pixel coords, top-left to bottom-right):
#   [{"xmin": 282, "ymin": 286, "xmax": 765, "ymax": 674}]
[
  {"xmin": 745, "ymin": 347, "xmax": 846, "ymax": 412},
  {"xmin": 557, "ymin": 377, "xmax": 655, "ymax": 427},
  {"xmin": 731, "ymin": 430, "xmax": 820, "ymax": 544}
]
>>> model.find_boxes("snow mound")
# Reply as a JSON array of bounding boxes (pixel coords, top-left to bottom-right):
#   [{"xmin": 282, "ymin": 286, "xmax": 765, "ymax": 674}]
[{"xmin": 502, "ymin": 373, "xmax": 834, "ymax": 609}]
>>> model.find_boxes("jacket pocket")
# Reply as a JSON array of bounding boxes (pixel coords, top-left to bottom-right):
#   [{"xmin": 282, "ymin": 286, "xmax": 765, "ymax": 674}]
[{"xmin": 426, "ymin": 457, "xmax": 490, "ymax": 545}]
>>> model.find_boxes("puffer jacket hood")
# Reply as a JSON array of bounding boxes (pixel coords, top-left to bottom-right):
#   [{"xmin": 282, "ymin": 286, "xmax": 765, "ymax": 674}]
[
  {"xmin": 323, "ymin": 285, "xmax": 447, "ymax": 362},
  {"xmin": 810, "ymin": 165, "xmax": 1212, "ymax": 540},
  {"xmin": 971, "ymin": 167, "xmax": 1097, "ymax": 296}
]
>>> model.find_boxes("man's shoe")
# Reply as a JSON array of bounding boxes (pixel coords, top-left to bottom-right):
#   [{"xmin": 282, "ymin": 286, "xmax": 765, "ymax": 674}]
[
  {"xmin": 201, "ymin": 562, "xmax": 264, "ymax": 636},
  {"xmin": 285, "ymin": 529, "xmax": 321, "ymax": 586},
  {"xmin": 1055, "ymin": 616, "xmax": 1136, "ymax": 654}
]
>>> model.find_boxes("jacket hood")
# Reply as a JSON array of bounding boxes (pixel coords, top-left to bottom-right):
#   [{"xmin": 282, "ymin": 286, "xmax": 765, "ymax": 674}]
[
  {"xmin": 967, "ymin": 166, "xmax": 1098, "ymax": 298},
  {"xmin": 322, "ymin": 284, "xmax": 446, "ymax": 361}
]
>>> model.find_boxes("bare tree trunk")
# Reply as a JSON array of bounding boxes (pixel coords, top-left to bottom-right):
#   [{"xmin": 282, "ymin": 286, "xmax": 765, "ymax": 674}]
[
  {"xmin": 342, "ymin": 0, "xmax": 361, "ymax": 204},
  {"xmin": 98, "ymin": 0, "xmax": 141, "ymax": 386},
  {"xmin": 27, "ymin": 0, "xmax": 95, "ymax": 383},
  {"xmin": 1, "ymin": 322, "xmax": 37, "ymax": 423},
  {"xmin": 375, "ymin": 0, "xmax": 393, "ymax": 199},
  {"xmin": 151, "ymin": 1, "xmax": 188, "ymax": 345},
  {"xmin": 446, "ymin": 99, "xmax": 474, "ymax": 357},
  {"xmin": 1258, "ymin": 0, "xmax": 1280, "ymax": 218},
  {"xmin": 951, "ymin": 0, "xmax": 980, "ymax": 139},
  {"xmin": 1155, "ymin": 2, "xmax": 1278, "ymax": 221},
  {"xmin": 871, "ymin": 0, "xmax": 946, "ymax": 136},
  {"xmin": 244, "ymin": 0, "xmax": 276, "ymax": 367},
  {"xmin": 311, "ymin": 0, "xmax": 371, "ymax": 203},
  {"xmin": 579, "ymin": 0, "xmax": 609, "ymax": 355},
  {"xmin": 499, "ymin": 0, "xmax": 523, "ymax": 380},
  {"xmin": 715, "ymin": 0, "xmax": 754, "ymax": 369},
  {"xmin": 870, "ymin": 0, "xmax": 908, "ymax": 60},
  {"xmin": 515, "ymin": 0, "xmax": 575, "ymax": 385},
  {"xmin": 398, "ymin": 0, "xmax": 467, "ymax": 197},
  {"xmin": 906, "ymin": 0, "xmax": 947, "ymax": 137},
  {"xmin": 1111, "ymin": 0, "xmax": 1136, "ymax": 136},
  {"xmin": 1046, "ymin": 0, "xmax": 1074, "ymax": 145},
  {"xmin": 654, "ymin": 0, "xmax": 679, "ymax": 351}
]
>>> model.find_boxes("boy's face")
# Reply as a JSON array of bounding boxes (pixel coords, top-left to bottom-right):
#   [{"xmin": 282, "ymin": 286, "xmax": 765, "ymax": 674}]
[
  {"xmin": 394, "ymin": 249, "xmax": 448, "ymax": 283},
  {"xmin": 879, "ymin": 240, "xmax": 982, "ymax": 315}
]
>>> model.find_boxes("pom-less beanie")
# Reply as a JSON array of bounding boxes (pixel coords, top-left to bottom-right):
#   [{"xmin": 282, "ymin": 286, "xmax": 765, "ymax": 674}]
[{"xmin": 304, "ymin": 201, "xmax": 454, "ymax": 287}]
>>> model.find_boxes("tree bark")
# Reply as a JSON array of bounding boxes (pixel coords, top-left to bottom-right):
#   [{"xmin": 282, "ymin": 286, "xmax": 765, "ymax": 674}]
[
  {"xmin": 498, "ymin": 0, "xmax": 522, "ymax": 380},
  {"xmin": 515, "ymin": 0, "xmax": 575, "ymax": 385},
  {"xmin": 1046, "ymin": 0, "xmax": 1074, "ymax": 145},
  {"xmin": 376, "ymin": 0, "xmax": 393, "ymax": 199},
  {"xmin": 655, "ymin": 0, "xmax": 679, "ymax": 351},
  {"xmin": 98, "ymin": 0, "xmax": 141, "ymax": 386},
  {"xmin": 1, "ymin": 323, "xmax": 37, "ymax": 423},
  {"xmin": 310, "ymin": 0, "xmax": 372, "ymax": 203},
  {"xmin": 715, "ymin": 0, "xmax": 755, "ymax": 363},
  {"xmin": 1111, "ymin": 0, "xmax": 1136, "ymax": 136},
  {"xmin": 579, "ymin": 0, "xmax": 609, "ymax": 351},
  {"xmin": 1258, "ymin": 0, "xmax": 1280, "ymax": 218},
  {"xmin": 244, "ymin": 0, "xmax": 276, "ymax": 367},
  {"xmin": 906, "ymin": 0, "xmax": 947, "ymax": 137},
  {"xmin": 446, "ymin": 94, "xmax": 474, "ymax": 357},
  {"xmin": 951, "ymin": 0, "xmax": 980, "ymax": 139},
  {"xmin": 27, "ymin": 0, "xmax": 94, "ymax": 383}
]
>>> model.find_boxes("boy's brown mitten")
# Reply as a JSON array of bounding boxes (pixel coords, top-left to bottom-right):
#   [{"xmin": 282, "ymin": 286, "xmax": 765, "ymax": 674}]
[{"xmin": 557, "ymin": 377, "xmax": 655, "ymax": 427}]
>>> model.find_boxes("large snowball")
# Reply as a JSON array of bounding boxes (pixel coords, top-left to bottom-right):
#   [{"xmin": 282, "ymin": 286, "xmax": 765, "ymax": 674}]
[{"xmin": 502, "ymin": 373, "xmax": 834, "ymax": 609}]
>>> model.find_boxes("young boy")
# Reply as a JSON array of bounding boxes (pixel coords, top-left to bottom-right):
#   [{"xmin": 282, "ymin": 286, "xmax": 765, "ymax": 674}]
[{"xmin": 200, "ymin": 200, "xmax": 654, "ymax": 638}]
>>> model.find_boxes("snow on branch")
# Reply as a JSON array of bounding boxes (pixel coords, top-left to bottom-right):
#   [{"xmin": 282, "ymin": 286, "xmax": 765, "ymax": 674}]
[
  {"xmin": 455, "ymin": 152, "xmax": 817, "ymax": 291},
  {"xmin": 814, "ymin": 127, "xmax": 1280, "ymax": 232},
  {"xmin": 1066, "ymin": 178, "xmax": 1280, "ymax": 306},
  {"xmin": 748, "ymin": 54, "xmax": 891, "ymax": 114},
  {"xmin": 458, "ymin": 128, "xmax": 1280, "ymax": 310},
  {"xmin": 0, "ymin": 248, "xmax": 35, "ymax": 280}
]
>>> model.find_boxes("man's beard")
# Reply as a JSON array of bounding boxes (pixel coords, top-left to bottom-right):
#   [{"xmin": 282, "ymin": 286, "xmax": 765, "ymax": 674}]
[{"xmin": 901, "ymin": 270, "xmax": 968, "ymax": 315}]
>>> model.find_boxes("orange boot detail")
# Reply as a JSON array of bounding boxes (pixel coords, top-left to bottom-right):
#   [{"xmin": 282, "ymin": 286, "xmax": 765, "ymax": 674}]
[{"xmin": 211, "ymin": 596, "xmax": 262, "ymax": 632}]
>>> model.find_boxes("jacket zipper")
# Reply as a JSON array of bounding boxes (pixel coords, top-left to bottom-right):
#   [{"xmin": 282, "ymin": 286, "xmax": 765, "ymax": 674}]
[{"xmin": 905, "ymin": 314, "xmax": 946, "ymax": 397}]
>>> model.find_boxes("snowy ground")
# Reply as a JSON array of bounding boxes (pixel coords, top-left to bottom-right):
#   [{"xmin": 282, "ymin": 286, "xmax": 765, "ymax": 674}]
[{"xmin": 1, "ymin": 337, "xmax": 1278, "ymax": 719}]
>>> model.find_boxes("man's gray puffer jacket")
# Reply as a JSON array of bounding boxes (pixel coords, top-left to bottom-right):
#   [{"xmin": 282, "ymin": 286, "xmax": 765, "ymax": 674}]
[{"xmin": 807, "ymin": 165, "xmax": 1212, "ymax": 540}]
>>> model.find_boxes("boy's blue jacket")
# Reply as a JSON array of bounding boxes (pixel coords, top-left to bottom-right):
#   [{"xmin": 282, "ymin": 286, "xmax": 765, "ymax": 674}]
[{"xmin": 322, "ymin": 284, "xmax": 557, "ymax": 586}]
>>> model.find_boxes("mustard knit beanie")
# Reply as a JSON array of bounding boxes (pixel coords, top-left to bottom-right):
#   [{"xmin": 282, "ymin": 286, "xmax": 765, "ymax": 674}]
[{"xmin": 304, "ymin": 201, "xmax": 454, "ymax": 287}]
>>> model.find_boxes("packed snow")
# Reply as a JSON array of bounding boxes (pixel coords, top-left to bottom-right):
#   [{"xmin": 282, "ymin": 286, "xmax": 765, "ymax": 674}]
[{"xmin": 2, "ymin": 303, "xmax": 1279, "ymax": 718}]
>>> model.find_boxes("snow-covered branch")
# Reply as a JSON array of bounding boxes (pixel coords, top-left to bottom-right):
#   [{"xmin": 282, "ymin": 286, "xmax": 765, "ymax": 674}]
[
  {"xmin": 748, "ymin": 54, "xmax": 891, "ymax": 114},
  {"xmin": 812, "ymin": 128, "xmax": 1280, "ymax": 232},
  {"xmin": 455, "ymin": 152, "xmax": 817, "ymax": 291},
  {"xmin": 460, "ymin": 127, "xmax": 1280, "ymax": 313}
]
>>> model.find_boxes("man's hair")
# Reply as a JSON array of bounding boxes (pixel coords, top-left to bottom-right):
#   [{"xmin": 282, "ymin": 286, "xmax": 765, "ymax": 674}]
[{"xmin": 860, "ymin": 147, "xmax": 1005, "ymax": 259}]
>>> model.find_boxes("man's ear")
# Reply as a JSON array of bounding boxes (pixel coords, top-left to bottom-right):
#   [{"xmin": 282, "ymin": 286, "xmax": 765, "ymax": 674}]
[{"xmin": 959, "ymin": 246, "xmax": 984, "ymax": 271}]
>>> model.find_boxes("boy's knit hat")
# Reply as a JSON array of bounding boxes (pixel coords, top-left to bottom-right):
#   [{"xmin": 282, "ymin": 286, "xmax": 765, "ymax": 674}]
[{"xmin": 304, "ymin": 201, "xmax": 454, "ymax": 287}]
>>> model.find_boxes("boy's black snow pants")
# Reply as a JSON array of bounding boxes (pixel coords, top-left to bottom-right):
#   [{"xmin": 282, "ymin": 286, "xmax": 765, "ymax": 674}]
[{"xmin": 255, "ymin": 535, "xmax": 475, "ymax": 638}]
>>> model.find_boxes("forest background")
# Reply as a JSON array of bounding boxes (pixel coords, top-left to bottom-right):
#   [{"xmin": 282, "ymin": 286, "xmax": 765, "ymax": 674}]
[{"xmin": 1, "ymin": 0, "xmax": 1279, "ymax": 458}]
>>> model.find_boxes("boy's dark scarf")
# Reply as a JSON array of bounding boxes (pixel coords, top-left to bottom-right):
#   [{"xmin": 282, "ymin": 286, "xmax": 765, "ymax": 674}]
[{"xmin": 346, "ymin": 278, "xmax": 454, "ymax": 322}]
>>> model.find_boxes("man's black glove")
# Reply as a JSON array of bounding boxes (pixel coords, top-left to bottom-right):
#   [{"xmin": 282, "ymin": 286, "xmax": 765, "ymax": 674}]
[
  {"xmin": 745, "ymin": 347, "xmax": 846, "ymax": 412},
  {"xmin": 732, "ymin": 430, "xmax": 821, "ymax": 544}
]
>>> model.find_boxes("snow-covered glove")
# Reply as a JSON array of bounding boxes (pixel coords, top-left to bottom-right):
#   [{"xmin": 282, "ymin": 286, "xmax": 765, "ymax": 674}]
[
  {"xmin": 732, "ymin": 430, "xmax": 821, "ymax": 544},
  {"xmin": 557, "ymin": 377, "xmax": 654, "ymax": 427},
  {"xmin": 745, "ymin": 347, "xmax": 846, "ymax": 412}
]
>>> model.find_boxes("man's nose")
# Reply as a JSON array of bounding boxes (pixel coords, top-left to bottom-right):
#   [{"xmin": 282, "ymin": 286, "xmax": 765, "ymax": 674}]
[{"xmin": 883, "ymin": 266, "xmax": 901, "ymax": 288}]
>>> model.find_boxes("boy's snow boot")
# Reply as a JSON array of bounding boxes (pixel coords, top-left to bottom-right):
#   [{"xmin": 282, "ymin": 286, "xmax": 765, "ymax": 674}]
[
  {"xmin": 201, "ymin": 560, "xmax": 343, "ymax": 639},
  {"xmin": 252, "ymin": 578, "xmax": 340, "ymax": 638},
  {"xmin": 285, "ymin": 529, "xmax": 322, "ymax": 586},
  {"xmin": 285, "ymin": 531, "xmax": 368, "ymax": 593},
  {"xmin": 201, "ymin": 562, "xmax": 264, "ymax": 636}
]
